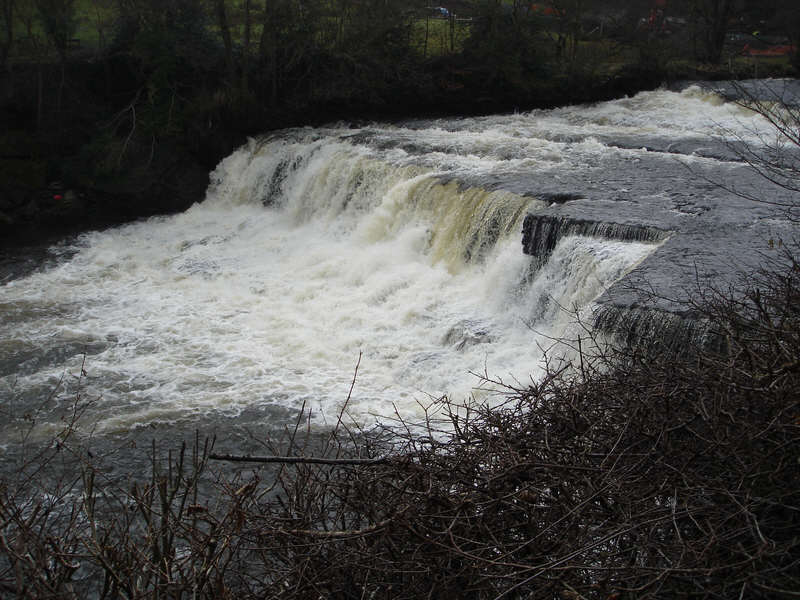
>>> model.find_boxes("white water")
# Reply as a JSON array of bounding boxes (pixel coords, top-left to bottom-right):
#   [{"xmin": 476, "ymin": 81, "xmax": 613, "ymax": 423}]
[{"xmin": 0, "ymin": 85, "xmax": 784, "ymax": 439}]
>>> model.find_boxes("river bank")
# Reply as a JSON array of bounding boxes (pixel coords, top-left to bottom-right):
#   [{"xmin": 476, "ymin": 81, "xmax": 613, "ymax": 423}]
[
  {"xmin": 2, "ymin": 82, "xmax": 795, "ymax": 440},
  {"xmin": 1, "ymin": 81, "xmax": 797, "ymax": 598},
  {"xmin": 2, "ymin": 47, "xmax": 796, "ymax": 250}
]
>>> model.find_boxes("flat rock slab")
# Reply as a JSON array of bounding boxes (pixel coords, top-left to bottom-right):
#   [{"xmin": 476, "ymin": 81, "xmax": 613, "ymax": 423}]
[
  {"xmin": 515, "ymin": 142, "xmax": 797, "ymax": 314},
  {"xmin": 392, "ymin": 79, "xmax": 800, "ymax": 316}
]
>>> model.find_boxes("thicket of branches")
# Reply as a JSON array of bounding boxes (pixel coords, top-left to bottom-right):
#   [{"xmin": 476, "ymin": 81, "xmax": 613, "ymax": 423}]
[{"xmin": 1, "ymin": 244, "xmax": 798, "ymax": 599}]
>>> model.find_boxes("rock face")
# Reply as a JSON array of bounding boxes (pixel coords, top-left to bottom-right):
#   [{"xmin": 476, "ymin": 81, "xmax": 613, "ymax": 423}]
[
  {"xmin": 591, "ymin": 304, "xmax": 724, "ymax": 353},
  {"xmin": 515, "ymin": 152, "xmax": 796, "ymax": 346},
  {"xmin": 442, "ymin": 320, "xmax": 494, "ymax": 351},
  {"xmin": 522, "ymin": 215, "xmax": 671, "ymax": 264},
  {"xmin": 512, "ymin": 80, "xmax": 800, "ymax": 347}
]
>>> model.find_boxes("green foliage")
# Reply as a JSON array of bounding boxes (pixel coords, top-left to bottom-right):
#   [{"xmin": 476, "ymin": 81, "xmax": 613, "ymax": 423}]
[
  {"xmin": 113, "ymin": 0, "xmax": 218, "ymax": 72},
  {"xmin": 34, "ymin": 0, "xmax": 77, "ymax": 57},
  {"xmin": 250, "ymin": 0, "xmax": 425, "ymax": 110},
  {"xmin": 106, "ymin": 0, "xmax": 224, "ymax": 153},
  {"xmin": 2, "ymin": 0, "xmax": 796, "ymax": 237},
  {"xmin": 463, "ymin": 0, "xmax": 547, "ymax": 91}
]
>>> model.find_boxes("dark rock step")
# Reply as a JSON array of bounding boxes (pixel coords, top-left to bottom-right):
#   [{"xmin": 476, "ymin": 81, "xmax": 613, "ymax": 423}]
[{"xmin": 521, "ymin": 214, "xmax": 671, "ymax": 261}]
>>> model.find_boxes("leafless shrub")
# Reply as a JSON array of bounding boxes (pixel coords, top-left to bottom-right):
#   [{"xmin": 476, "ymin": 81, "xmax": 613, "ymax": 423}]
[
  {"xmin": 694, "ymin": 80, "xmax": 800, "ymax": 221},
  {"xmin": 1, "ymin": 255, "xmax": 799, "ymax": 599}
]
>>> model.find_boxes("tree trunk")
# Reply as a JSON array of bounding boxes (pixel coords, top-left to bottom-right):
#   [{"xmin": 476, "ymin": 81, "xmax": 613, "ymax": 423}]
[
  {"xmin": 36, "ymin": 62, "xmax": 43, "ymax": 132},
  {"xmin": 258, "ymin": 0, "xmax": 268, "ymax": 56},
  {"xmin": 259, "ymin": 0, "xmax": 279, "ymax": 106},
  {"xmin": 0, "ymin": 0, "xmax": 13, "ymax": 73},
  {"xmin": 241, "ymin": 0, "xmax": 251, "ymax": 98},
  {"xmin": 707, "ymin": 0, "xmax": 732, "ymax": 64},
  {"xmin": 693, "ymin": 0, "xmax": 733, "ymax": 64},
  {"xmin": 423, "ymin": 14, "xmax": 429, "ymax": 59},
  {"xmin": 449, "ymin": 13, "xmax": 454, "ymax": 53},
  {"xmin": 214, "ymin": 0, "xmax": 236, "ymax": 85},
  {"xmin": 57, "ymin": 55, "xmax": 65, "ymax": 137}
]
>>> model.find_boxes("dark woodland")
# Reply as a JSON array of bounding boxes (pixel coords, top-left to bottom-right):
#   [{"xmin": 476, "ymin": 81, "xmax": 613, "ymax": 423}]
[{"xmin": 1, "ymin": 0, "xmax": 799, "ymax": 238}]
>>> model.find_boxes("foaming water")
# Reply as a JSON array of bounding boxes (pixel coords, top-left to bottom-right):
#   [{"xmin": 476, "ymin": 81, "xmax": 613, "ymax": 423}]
[{"xmin": 4, "ymin": 85, "xmax": 775, "ymax": 442}]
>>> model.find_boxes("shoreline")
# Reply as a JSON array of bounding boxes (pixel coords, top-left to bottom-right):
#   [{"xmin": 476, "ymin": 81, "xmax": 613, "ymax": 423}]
[{"xmin": 1, "ymin": 65, "xmax": 796, "ymax": 250}]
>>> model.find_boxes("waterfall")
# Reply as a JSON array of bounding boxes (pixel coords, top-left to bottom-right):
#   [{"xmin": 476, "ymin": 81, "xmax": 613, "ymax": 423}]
[
  {"xmin": 2, "ymin": 84, "xmax": 789, "ymax": 448},
  {"xmin": 522, "ymin": 215, "xmax": 671, "ymax": 267},
  {"xmin": 591, "ymin": 304, "xmax": 724, "ymax": 355},
  {"xmin": 0, "ymin": 134, "xmax": 657, "ymax": 439}
]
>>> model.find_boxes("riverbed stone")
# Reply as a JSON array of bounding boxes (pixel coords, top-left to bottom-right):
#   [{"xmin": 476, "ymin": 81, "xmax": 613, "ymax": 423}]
[{"xmin": 511, "ymin": 80, "xmax": 800, "ymax": 344}]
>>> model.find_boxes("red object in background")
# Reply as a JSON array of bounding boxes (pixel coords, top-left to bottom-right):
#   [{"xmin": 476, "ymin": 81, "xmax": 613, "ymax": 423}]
[
  {"xmin": 53, "ymin": 194, "xmax": 63, "ymax": 201},
  {"xmin": 530, "ymin": 4, "xmax": 557, "ymax": 16},
  {"xmin": 742, "ymin": 44, "xmax": 796, "ymax": 56}
]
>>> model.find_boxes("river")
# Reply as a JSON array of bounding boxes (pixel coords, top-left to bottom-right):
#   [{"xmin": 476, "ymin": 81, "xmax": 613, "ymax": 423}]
[{"xmin": 1, "ymin": 81, "xmax": 797, "ymax": 464}]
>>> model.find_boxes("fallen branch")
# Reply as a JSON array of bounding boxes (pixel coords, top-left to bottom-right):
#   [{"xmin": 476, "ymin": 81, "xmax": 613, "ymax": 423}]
[
  {"xmin": 278, "ymin": 514, "xmax": 401, "ymax": 539},
  {"xmin": 208, "ymin": 453, "xmax": 391, "ymax": 466}
]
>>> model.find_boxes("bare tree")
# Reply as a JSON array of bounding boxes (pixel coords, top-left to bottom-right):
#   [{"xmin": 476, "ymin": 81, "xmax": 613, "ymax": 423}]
[
  {"xmin": 687, "ymin": 0, "xmax": 734, "ymax": 63},
  {"xmin": 213, "ymin": 0, "xmax": 236, "ymax": 85},
  {"xmin": 34, "ymin": 0, "xmax": 76, "ymax": 135},
  {"xmin": 241, "ymin": 0, "xmax": 251, "ymax": 97},
  {"xmin": 14, "ymin": 0, "xmax": 48, "ymax": 130},
  {"xmin": 542, "ymin": 0, "xmax": 593, "ymax": 66},
  {"xmin": 695, "ymin": 81, "xmax": 800, "ymax": 221},
  {"xmin": 0, "ymin": 0, "xmax": 13, "ymax": 72},
  {"xmin": 86, "ymin": 0, "xmax": 115, "ymax": 53}
]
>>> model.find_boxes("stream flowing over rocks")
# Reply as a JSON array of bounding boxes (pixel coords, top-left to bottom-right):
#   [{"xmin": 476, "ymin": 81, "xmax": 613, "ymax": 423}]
[{"xmin": 1, "ymin": 80, "xmax": 797, "ymax": 462}]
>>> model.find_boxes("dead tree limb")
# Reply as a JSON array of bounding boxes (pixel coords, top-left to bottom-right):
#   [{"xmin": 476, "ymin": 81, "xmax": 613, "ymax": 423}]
[{"xmin": 208, "ymin": 454, "xmax": 391, "ymax": 466}]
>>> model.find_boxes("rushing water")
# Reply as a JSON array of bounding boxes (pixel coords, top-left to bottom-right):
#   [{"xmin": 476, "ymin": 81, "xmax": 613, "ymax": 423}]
[{"xmin": 0, "ymin": 83, "xmax": 794, "ymax": 456}]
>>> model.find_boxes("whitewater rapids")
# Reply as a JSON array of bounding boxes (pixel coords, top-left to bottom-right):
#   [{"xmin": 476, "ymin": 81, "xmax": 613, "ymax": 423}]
[{"xmin": 1, "ymin": 83, "xmax": 792, "ymax": 445}]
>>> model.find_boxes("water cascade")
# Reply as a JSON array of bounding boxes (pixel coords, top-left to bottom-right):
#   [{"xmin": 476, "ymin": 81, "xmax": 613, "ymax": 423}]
[
  {"xmin": 1, "ymin": 83, "xmax": 795, "ymax": 453},
  {"xmin": 521, "ymin": 215, "xmax": 671, "ymax": 266}
]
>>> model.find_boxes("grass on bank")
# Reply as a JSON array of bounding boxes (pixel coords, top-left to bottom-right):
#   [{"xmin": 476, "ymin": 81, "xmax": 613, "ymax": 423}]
[{"xmin": 7, "ymin": 0, "xmax": 795, "ymax": 84}]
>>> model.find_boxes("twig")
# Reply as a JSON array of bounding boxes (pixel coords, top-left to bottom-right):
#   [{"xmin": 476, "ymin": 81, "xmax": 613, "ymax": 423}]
[{"xmin": 208, "ymin": 454, "xmax": 390, "ymax": 466}]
